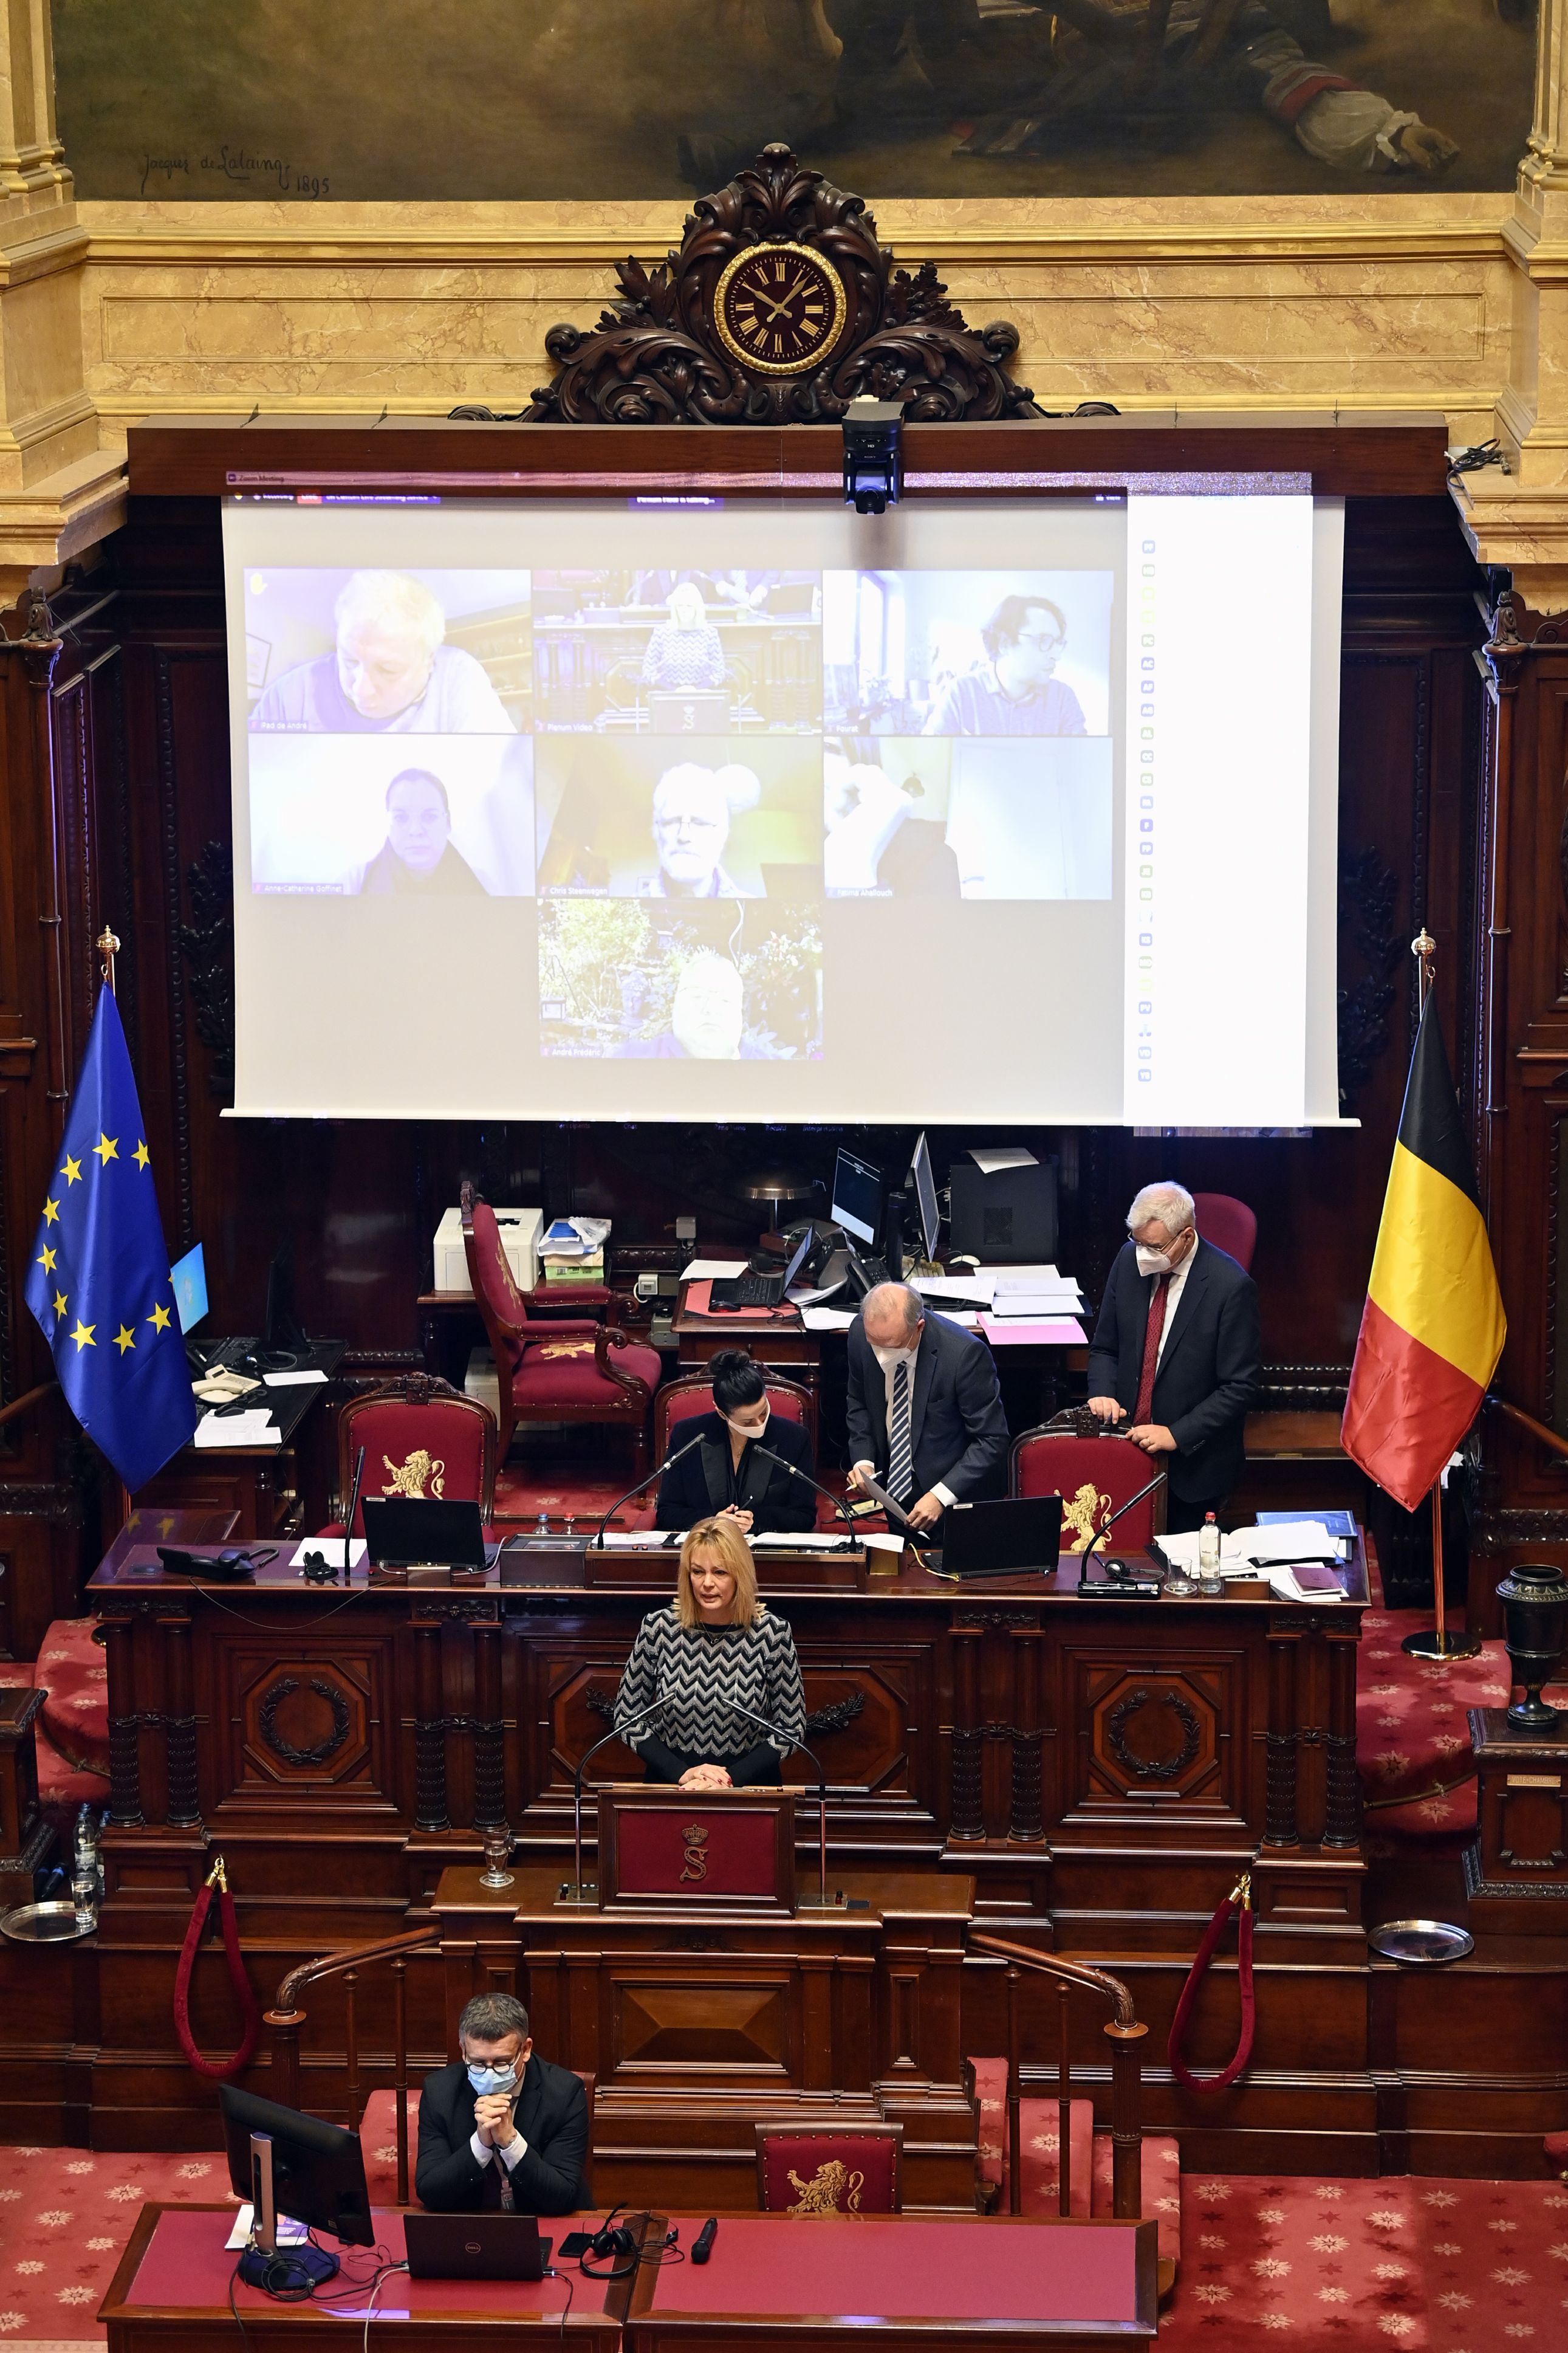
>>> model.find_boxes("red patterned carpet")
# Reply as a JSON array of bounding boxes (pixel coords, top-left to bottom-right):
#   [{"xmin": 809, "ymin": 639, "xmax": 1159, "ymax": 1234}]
[{"xmin": 0, "ymin": 2140, "xmax": 1565, "ymax": 2343}]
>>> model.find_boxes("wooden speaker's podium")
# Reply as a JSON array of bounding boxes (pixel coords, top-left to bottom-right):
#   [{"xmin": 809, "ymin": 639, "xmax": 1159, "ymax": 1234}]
[{"xmin": 595, "ymin": 1784, "xmax": 798, "ymax": 1914}]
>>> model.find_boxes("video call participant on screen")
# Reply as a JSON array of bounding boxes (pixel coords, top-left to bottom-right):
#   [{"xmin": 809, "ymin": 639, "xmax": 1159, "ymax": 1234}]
[
  {"xmin": 617, "ymin": 952, "xmax": 765, "ymax": 1060},
  {"xmin": 823, "ymin": 745, "xmax": 960, "ymax": 898},
  {"xmin": 1086, "ymin": 1181, "xmax": 1261, "ymax": 1532},
  {"xmin": 847, "ymin": 1283, "xmax": 1009, "ymax": 1533},
  {"xmin": 641, "ymin": 582, "xmax": 726, "ymax": 691},
  {"xmin": 416, "ymin": 1991, "xmax": 587, "ymax": 2216},
  {"xmin": 655, "ymin": 1349, "xmax": 817, "ymax": 1536},
  {"xmin": 922, "ymin": 594, "xmax": 1086, "ymax": 738},
  {"xmin": 615, "ymin": 1517, "xmax": 805, "ymax": 1791},
  {"xmin": 356, "ymin": 769, "xmax": 488, "ymax": 895},
  {"xmin": 250, "ymin": 569, "xmax": 515, "ymax": 735},
  {"xmin": 643, "ymin": 763, "xmax": 759, "ymax": 899}
]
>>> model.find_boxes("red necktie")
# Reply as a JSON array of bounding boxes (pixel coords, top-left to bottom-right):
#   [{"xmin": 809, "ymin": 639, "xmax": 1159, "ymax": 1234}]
[{"xmin": 1133, "ymin": 1275, "xmax": 1171, "ymax": 1424}]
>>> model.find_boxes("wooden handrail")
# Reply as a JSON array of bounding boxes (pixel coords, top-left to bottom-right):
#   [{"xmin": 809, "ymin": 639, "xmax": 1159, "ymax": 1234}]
[
  {"xmin": 0, "ymin": 1381, "xmax": 56, "ymax": 1435},
  {"xmin": 1487, "ymin": 1392, "xmax": 1568, "ymax": 1463},
  {"xmin": 265, "ymin": 1923, "xmax": 442, "ymax": 2203},
  {"xmin": 970, "ymin": 1932, "xmax": 1146, "ymax": 2224},
  {"xmin": 970, "ymin": 1933, "xmax": 1140, "ymax": 2027},
  {"xmin": 272, "ymin": 1923, "xmax": 440, "ymax": 2014}
]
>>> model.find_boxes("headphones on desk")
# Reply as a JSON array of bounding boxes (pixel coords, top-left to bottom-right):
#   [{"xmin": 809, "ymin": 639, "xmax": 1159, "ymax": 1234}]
[{"xmin": 580, "ymin": 2207, "xmax": 641, "ymax": 2278}]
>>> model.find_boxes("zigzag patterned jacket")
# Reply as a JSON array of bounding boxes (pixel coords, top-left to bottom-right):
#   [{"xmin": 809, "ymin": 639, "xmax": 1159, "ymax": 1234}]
[{"xmin": 615, "ymin": 1604, "xmax": 806, "ymax": 1764}]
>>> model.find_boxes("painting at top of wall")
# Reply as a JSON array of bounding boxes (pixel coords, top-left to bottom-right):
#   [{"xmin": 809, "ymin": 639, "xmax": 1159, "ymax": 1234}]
[{"xmin": 55, "ymin": 0, "xmax": 1535, "ymax": 204}]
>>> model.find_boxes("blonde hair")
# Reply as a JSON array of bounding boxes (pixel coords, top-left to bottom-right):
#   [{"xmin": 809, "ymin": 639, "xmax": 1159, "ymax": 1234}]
[
  {"xmin": 334, "ymin": 569, "xmax": 446, "ymax": 656},
  {"xmin": 675, "ymin": 1516, "xmax": 758, "ymax": 1629}
]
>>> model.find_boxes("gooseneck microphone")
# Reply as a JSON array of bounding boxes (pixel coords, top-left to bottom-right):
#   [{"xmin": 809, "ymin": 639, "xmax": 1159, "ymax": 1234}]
[
  {"xmin": 719, "ymin": 1695, "xmax": 832, "ymax": 1912},
  {"xmin": 564, "ymin": 1688, "xmax": 673, "ymax": 1904},
  {"xmin": 751, "ymin": 1442, "xmax": 858, "ymax": 1542},
  {"xmin": 1076, "ymin": 1466, "xmax": 1169, "ymax": 1590},
  {"xmin": 592, "ymin": 1432, "xmax": 707, "ymax": 1548},
  {"xmin": 341, "ymin": 1446, "xmax": 366, "ymax": 1578}
]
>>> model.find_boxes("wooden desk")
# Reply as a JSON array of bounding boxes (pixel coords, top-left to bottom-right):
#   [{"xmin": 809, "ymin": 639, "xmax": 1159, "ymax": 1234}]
[
  {"xmin": 673, "ymin": 1286, "xmax": 820, "ymax": 1386},
  {"xmin": 135, "ymin": 1346, "xmax": 344, "ymax": 1540},
  {"xmin": 621, "ymin": 2211, "xmax": 1157, "ymax": 2351},
  {"xmin": 100, "ymin": 2205, "xmax": 626, "ymax": 2353},
  {"xmin": 434, "ymin": 1862, "xmax": 977, "ymax": 2213}
]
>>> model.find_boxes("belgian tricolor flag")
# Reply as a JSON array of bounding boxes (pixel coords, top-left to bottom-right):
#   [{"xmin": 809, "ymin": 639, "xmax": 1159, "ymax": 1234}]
[{"xmin": 1341, "ymin": 997, "xmax": 1506, "ymax": 1514}]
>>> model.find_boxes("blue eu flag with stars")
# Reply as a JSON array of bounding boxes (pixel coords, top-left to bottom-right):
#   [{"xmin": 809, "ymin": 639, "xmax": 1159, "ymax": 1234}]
[{"xmin": 24, "ymin": 990, "xmax": 197, "ymax": 1490}]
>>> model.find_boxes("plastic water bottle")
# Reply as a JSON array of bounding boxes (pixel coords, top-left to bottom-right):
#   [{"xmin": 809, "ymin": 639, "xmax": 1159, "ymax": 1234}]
[{"xmin": 1199, "ymin": 1513, "xmax": 1221, "ymax": 1578}]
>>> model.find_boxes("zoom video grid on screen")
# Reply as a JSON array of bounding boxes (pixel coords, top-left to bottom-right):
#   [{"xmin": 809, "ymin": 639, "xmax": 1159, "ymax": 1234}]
[{"xmin": 224, "ymin": 493, "xmax": 1343, "ymax": 1127}]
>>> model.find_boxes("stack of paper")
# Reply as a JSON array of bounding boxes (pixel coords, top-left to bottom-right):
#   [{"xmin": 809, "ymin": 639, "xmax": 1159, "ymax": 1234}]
[
  {"xmin": 1230, "ymin": 1520, "xmax": 1348, "ymax": 1564},
  {"xmin": 986, "ymin": 1265, "xmax": 1085, "ymax": 1317},
  {"xmin": 194, "ymin": 1408, "xmax": 280, "ymax": 1448},
  {"xmin": 541, "ymin": 1215, "xmax": 611, "ymax": 1286}
]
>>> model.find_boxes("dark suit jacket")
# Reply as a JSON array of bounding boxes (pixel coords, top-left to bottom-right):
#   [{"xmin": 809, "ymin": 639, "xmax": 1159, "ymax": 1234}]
[
  {"xmin": 654, "ymin": 1411, "xmax": 817, "ymax": 1533},
  {"xmin": 845, "ymin": 1311, "xmax": 1009, "ymax": 1506},
  {"xmin": 415, "ymin": 2053, "xmax": 587, "ymax": 2216},
  {"xmin": 1084, "ymin": 1238, "xmax": 1261, "ymax": 1505}
]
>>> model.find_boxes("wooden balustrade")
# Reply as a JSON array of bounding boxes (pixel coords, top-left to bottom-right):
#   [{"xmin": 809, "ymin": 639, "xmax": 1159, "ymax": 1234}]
[
  {"xmin": 970, "ymin": 1933, "xmax": 1146, "ymax": 2222},
  {"xmin": 265, "ymin": 1924, "xmax": 442, "ymax": 2204}
]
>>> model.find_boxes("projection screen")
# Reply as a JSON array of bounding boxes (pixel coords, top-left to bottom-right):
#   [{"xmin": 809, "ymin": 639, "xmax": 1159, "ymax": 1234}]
[{"xmin": 223, "ymin": 488, "xmax": 1344, "ymax": 1125}]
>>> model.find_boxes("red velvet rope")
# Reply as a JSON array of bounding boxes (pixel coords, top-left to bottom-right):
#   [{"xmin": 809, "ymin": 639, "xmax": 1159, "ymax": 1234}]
[
  {"xmin": 1167, "ymin": 1877, "xmax": 1255, "ymax": 2094},
  {"xmin": 173, "ymin": 1861, "xmax": 260, "ymax": 2083}
]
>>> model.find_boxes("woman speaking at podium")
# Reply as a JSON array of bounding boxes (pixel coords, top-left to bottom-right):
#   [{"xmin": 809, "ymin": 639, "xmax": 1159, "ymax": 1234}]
[
  {"xmin": 615, "ymin": 1517, "xmax": 805, "ymax": 1793},
  {"xmin": 655, "ymin": 1348, "xmax": 817, "ymax": 1536}
]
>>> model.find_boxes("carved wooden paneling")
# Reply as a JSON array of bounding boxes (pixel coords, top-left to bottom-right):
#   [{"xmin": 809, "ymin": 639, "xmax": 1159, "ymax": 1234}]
[
  {"xmin": 1067, "ymin": 1651, "xmax": 1245, "ymax": 1826},
  {"xmin": 215, "ymin": 1640, "xmax": 392, "ymax": 1816}
]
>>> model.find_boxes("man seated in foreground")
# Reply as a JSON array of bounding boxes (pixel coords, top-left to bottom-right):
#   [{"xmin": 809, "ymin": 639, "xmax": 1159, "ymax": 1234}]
[{"xmin": 416, "ymin": 1990, "xmax": 588, "ymax": 2213}]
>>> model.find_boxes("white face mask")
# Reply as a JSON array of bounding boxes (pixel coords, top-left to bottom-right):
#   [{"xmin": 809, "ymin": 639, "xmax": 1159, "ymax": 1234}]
[
  {"xmin": 725, "ymin": 1403, "xmax": 769, "ymax": 1441},
  {"xmin": 1134, "ymin": 1233, "xmax": 1190, "ymax": 1278},
  {"xmin": 871, "ymin": 1339, "xmax": 917, "ymax": 1370}
]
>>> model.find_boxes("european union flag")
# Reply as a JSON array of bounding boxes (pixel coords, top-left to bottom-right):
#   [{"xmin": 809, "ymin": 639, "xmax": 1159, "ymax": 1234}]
[{"xmin": 24, "ymin": 990, "xmax": 197, "ymax": 1490}]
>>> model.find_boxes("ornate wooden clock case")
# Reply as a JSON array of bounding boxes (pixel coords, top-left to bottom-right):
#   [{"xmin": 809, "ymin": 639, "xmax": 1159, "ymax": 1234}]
[{"xmin": 521, "ymin": 142, "xmax": 1038, "ymax": 427}]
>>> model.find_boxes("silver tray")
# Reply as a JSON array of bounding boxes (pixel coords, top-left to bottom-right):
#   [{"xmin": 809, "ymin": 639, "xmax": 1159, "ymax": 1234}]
[
  {"xmin": 0, "ymin": 1900, "xmax": 94, "ymax": 1944},
  {"xmin": 1369, "ymin": 1917, "xmax": 1474, "ymax": 1965}
]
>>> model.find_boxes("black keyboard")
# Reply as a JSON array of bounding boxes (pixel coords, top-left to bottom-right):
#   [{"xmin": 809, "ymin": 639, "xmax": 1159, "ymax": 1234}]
[{"xmin": 708, "ymin": 1271, "xmax": 783, "ymax": 1308}]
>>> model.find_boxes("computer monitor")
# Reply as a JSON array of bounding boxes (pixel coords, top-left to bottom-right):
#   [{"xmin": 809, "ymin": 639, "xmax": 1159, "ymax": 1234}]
[
  {"xmin": 361, "ymin": 1496, "xmax": 487, "ymax": 1570},
  {"xmin": 219, "ymin": 2084, "xmax": 374, "ymax": 2261},
  {"xmin": 830, "ymin": 1146, "xmax": 883, "ymax": 1250},
  {"xmin": 909, "ymin": 1133, "xmax": 940, "ymax": 1265},
  {"xmin": 170, "ymin": 1243, "xmax": 208, "ymax": 1338}
]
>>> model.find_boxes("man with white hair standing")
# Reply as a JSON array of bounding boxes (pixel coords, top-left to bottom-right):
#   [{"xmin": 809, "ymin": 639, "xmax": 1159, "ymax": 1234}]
[
  {"xmin": 251, "ymin": 569, "xmax": 515, "ymax": 732},
  {"xmin": 1085, "ymin": 1180, "xmax": 1259, "ymax": 1531}
]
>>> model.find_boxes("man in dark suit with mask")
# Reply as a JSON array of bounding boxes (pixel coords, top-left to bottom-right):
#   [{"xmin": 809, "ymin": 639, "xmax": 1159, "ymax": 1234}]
[
  {"xmin": 846, "ymin": 1280, "xmax": 1009, "ymax": 1531},
  {"xmin": 416, "ymin": 1991, "xmax": 587, "ymax": 2214},
  {"xmin": 1086, "ymin": 1180, "xmax": 1260, "ymax": 1531}
]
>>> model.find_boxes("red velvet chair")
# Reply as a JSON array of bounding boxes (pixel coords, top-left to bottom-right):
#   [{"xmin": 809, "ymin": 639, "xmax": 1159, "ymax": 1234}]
[
  {"xmin": 653, "ymin": 1368, "xmax": 817, "ymax": 1462},
  {"xmin": 1010, "ymin": 1415, "xmax": 1168, "ymax": 1552},
  {"xmin": 336, "ymin": 1373, "xmax": 497, "ymax": 1533},
  {"xmin": 460, "ymin": 1181, "xmax": 661, "ymax": 1474},
  {"xmin": 755, "ymin": 2123, "xmax": 903, "ymax": 2214},
  {"xmin": 1192, "ymin": 1191, "xmax": 1257, "ymax": 1273}
]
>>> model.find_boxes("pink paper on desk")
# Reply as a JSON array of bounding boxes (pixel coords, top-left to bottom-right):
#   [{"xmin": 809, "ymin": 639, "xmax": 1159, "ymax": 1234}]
[
  {"xmin": 979, "ymin": 1317, "xmax": 1087, "ymax": 1347},
  {"xmin": 683, "ymin": 1279, "xmax": 791, "ymax": 1322}
]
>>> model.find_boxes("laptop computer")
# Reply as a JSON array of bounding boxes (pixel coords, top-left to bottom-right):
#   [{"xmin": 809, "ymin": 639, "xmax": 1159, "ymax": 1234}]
[
  {"xmin": 708, "ymin": 1223, "xmax": 813, "ymax": 1311},
  {"xmin": 361, "ymin": 1497, "xmax": 487, "ymax": 1572},
  {"xmin": 403, "ymin": 2212, "xmax": 551, "ymax": 2281},
  {"xmin": 931, "ymin": 1494, "xmax": 1064, "ymax": 1578}
]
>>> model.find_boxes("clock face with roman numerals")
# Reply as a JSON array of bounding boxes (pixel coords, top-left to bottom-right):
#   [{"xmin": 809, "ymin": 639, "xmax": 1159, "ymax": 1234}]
[{"xmin": 712, "ymin": 241, "xmax": 848, "ymax": 378}]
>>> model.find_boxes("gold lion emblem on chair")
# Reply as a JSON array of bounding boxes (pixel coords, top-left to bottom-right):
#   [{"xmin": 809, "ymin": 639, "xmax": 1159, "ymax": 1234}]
[
  {"xmin": 1061, "ymin": 1482, "xmax": 1112, "ymax": 1553},
  {"xmin": 381, "ymin": 1449, "xmax": 445, "ymax": 1499},
  {"xmin": 786, "ymin": 2160, "xmax": 864, "ymax": 2216}
]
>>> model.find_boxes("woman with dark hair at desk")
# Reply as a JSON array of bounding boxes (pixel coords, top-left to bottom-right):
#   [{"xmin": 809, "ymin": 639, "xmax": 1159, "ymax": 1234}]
[
  {"xmin": 655, "ymin": 1348, "xmax": 817, "ymax": 1535},
  {"xmin": 615, "ymin": 1517, "xmax": 804, "ymax": 1791}
]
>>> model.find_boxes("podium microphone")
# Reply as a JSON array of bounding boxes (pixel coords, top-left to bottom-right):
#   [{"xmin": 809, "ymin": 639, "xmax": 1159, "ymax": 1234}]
[
  {"xmin": 1076, "ymin": 1466, "xmax": 1169, "ymax": 1590},
  {"xmin": 564, "ymin": 1687, "xmax": 673, "ymax": 1905},
  {"xmin": 591, "ymin": 1432, "xmax": 706, "ymax": 1548},
  {"xmin": 751, "ymin": 1443, "xmax": 858, "ymax": 1542},
  {"xmin": 719, "ymin": 1695, "xmax": 832, "ymax": 1912}
]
